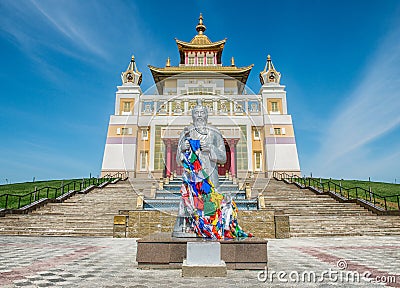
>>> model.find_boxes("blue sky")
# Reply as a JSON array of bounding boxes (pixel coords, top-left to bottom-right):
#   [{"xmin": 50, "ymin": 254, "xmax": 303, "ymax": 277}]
[{"xmin": 1, "ymin": 0, "xmax": 400, "ymax": 183}]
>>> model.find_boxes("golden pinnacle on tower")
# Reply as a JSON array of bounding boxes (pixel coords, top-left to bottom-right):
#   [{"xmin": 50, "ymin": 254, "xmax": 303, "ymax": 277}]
[
  {"xmin": 121, "ymin": 54, "xmax": 142, "ymax": 85},
  {"xmin": 231, "ymin": 57, "xmax": 235, "ymax": 66},
  {"xmin": 259, "ymin": 54, "xmax": 281, "ymax": 85},
  {"xmin": 166, "ymin": 57, "xmax": 171, "ymax": 67},
  {"xmin": 196, "ymin": 13, "xmax": 206, "ymax": 35}
]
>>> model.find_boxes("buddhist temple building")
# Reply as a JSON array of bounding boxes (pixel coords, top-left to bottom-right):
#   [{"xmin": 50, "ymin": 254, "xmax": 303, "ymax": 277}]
[{"xmin": 101, "ymin": 14, "xmax": 301, "ymax": 179}]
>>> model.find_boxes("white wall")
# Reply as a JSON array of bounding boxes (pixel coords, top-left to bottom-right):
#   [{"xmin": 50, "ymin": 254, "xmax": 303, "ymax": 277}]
[{"xmin": 102, "ymin": 143, "xmax": 136, "ymax": 171}]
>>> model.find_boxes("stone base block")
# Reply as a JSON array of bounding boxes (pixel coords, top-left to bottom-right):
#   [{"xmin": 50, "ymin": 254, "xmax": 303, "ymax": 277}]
[
  {"xmin": 137, "ymin": 232, "xmax": 268, "ymax": 270},
  {"xmin": 182, "ymin": 260, "xmax": 227, "ymax": 277}
]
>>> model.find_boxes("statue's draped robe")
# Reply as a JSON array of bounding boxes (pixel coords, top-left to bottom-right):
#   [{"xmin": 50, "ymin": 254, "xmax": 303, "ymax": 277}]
[
  {"xmin": 177, "ymin": 125, "xmax": 226, "ymax": 190},
  {"xmin": 176, "ymin": 125, "xmax": 252, "ymax": 239}
]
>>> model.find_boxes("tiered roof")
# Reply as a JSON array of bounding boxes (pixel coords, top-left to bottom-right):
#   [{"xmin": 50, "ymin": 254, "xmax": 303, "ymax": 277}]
[{"xmin": 148, "ymin": 14, "xmax": 253, "ymax": 85}]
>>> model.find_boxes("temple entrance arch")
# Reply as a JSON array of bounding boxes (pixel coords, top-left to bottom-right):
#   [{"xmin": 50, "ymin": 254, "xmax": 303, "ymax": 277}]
[
  {"xmin": 161, "ymin": 127, "xmax": 240, "ymax": 178},
  {"xmin": 218, "ymin": 140, "xmax": 231, "ymax": 176}
]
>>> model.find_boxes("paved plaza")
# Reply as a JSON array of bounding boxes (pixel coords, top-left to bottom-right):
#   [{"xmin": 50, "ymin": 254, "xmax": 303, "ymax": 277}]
[{"xmin": 0, "ymin": 235, "xmax": 399, "ymax": 287}]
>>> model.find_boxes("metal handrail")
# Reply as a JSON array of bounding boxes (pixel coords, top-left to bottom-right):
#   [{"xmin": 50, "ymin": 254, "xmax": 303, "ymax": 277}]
[
  {"xmin": 0, "ymin": 171, "xmax": 127, "ymax": 210},
  {"xmin": 273, "ymin": 171, "xmax": 400, "ymax": 212}
]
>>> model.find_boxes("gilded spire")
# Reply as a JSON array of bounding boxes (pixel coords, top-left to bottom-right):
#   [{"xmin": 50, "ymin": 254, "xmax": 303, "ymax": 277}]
[
  {"xmin": 166, "ymin": 57, "xmax": 171, "ymax": 67},
  {"xmin": 260, "ymin": 54, "xmax": 281, "ymax": 85},
  {"xmin": 196, "ymin": 13, "xmax": 206, "ymax": 35},
  {"xmin": 231, "ymin": 57, "xmax": 235, "ymax": 66},
  {"xmin": 127, "ymin": 55, "xmax": 136, "ymax": 71},
  {"xmin": 121, "ymin": 54, "xmax": 142, "ymax": 85}
]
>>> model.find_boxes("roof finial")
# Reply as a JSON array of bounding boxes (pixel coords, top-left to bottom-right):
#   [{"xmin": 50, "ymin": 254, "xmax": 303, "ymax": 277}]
[
  {"xmin": 260, "ymin": 54, "xmax": 281, "ymax": 85},
  {"xmin": 122, "ymin": 54, "xmax": 142, "ymax": 85},
  {"xmin": 166, "ymin": 57, "xmax": 171, "ymax": 67},
  {"xmin": 196, "ymin": 13, "xmax": 206, "ymax": 35},
  {"xmin": 231, "ymin": 57, "xmax": 235, "ymax": 66}
]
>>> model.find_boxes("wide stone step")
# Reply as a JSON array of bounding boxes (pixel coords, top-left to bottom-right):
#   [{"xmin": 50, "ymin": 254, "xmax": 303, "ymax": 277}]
[
  {"xmin": 0, "ymin": 180, "xmax": 145, "ymax": 236},
  {"xmin": 290, "ymin": 218, "xmax": 399, "ymax": 224},
  {"xmin": 0, "ymin": 230, "xmax": 112, "ymax": 237},
  {"xmin": 143, "ymin": 198, "xmax": 258, "ymax": 211},
  {"xmin": 154, "ymin": 191, "xmax": 246, "ymax": 200},
  {"xmin": 266, "ymin": 205, "xmax": 369, "ymax": 211}
]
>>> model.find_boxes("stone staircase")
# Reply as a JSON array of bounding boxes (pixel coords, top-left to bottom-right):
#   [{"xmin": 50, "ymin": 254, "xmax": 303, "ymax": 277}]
[
  {"xmin": 0, "ymin": 181, "xmax": 138, "ymax": 237},
  {"xmin": 264, "ymin": 179, "xmax": 400, "ymax": 237},
  {"xmin": 1, "ymin": 177, "xmax": 399, "ymax": 238},
  {"xmin": 143, "ymin": 177, "xmax": 258, "ymax": 211}
]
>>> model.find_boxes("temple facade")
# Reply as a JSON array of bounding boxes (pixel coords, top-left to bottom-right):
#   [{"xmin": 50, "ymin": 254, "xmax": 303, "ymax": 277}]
[{"xmin": 101, "ymin": 14, "xmax": 300, "ymax": 179}]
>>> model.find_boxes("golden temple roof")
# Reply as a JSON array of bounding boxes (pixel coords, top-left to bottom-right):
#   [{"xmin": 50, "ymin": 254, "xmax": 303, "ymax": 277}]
[
  {"xmin": 148, "ymin": 64, "xmax": 253, "ymax": 85},
  {"xmin": 175, "ymin": 38, "xmax": 226, "ymax": 49},
  {"xmin": 175, "ymin": 13, "xmax": 226, "ymax": 51},
  {"xmin": 147, "ymin": 13, "xmax": 254, "ymax": 87}
]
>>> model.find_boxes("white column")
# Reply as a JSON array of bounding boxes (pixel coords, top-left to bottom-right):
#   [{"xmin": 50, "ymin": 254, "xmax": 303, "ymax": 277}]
[
  {"xmin": 131, "ymin": 128, "xmax": 138, "ymax": 174},
  {"xmin": 149, "ymin": 123, "xmax": 156, "ymax": 171},
  {"xmin": 282, "ymin": 92, "xmax": 288, "ymax": 114},
  {"xmin": 263, "ymin": 125, "xmax": 269, "ymax": 174},
  {"xmin": 184, "ymin": 100, "xmax": 189, "ymax": 114},
  {"xmin": 246, "ymin": 124, "xmax": 253, "ymax": 172},
  {"xmin": 213, "ymin": 100, "xmax": 218, "ymax": 114},
  {"xmin": 115, "ymin": 94, "xmax": 120, "ymax": 115}
]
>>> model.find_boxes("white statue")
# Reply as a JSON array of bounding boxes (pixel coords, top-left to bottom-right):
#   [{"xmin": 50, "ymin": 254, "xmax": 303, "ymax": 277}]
[{"xmin": 177, "ymin": 102, "xmax": 226, "ymax": 188}]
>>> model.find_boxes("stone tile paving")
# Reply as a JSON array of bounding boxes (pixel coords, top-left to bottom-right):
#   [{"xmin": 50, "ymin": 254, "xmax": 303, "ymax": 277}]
[{"xmin": 0, "ymin": 235, "xmax": 399, "ymax": 287}]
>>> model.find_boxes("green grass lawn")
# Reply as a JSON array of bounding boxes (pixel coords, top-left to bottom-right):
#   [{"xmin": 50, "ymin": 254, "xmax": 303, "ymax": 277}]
[
  {"xmin": 327, "ymin": 179, "xmax": 400, "ymax": 198},
  {"xmin": 298, "ymin": 178, "xmax": 400, "ymax": 210},
  {"xmin": 0, "ymin": 178, "xmax": 93, "ymax": 209}
]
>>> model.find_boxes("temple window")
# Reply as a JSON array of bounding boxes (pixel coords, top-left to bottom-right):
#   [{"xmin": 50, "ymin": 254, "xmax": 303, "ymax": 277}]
[
  {"xmin": 271, "ymin": 102, "xmax": 279, "ymax": 112},
  {"xmin": 123, "ymin": 102, "xmax": 131, "ymax": 112},
  {"xmin": 254, "ymin": 129, "xmax": 260, "ymax": 140},
  {"xmin": 248, "ymin": 101, "xmax": 260, "ymax": 113},
  {"xmin": 207, "ymin": 56, "xmax": 213, "ymax": 65},
  {"xmin": 142, "ymin": 101, "xmax": 154, "ymax": 113},
  {"xmin": 188, "ymin": 56, "xmax": 195, "ymax": 65},
  {"xmin": 274, "ymin": 128, "xmax": 281, "ymax": 135},
  {"xmin": 141, "ymin": 129, "xmax": 149, "ymax": 140},
  {"xmin": 140, "ymin": 151, "xmax": 148, "ymax": 171},
  {"xmin": 254, "ymin": 152, "xmax": 262, "ymax": 171},
  {"xmin": 188, "ymin": 87, "xmax": 213, "ymax": 95},
  {"xmin": 198, "ymin": 57, "xmax": 204, "ymax": 66},
  {"xmin": 121, "ymin": 127, "xmax": 132, "ymax": 135}
]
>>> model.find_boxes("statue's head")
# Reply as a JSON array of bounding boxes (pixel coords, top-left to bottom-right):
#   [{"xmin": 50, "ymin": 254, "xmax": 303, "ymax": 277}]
[{"xmin": 192, "ymin": 102, "xmax": 208, "ymax": 127}]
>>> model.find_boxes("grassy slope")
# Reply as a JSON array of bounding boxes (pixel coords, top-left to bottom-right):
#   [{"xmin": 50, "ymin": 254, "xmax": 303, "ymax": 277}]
[
  {"xmin": 328, "ymin": 179, "xmax": 400, "ymax": 198},
  {"xmin": 307, "ymin": 178, "xmax": 400, "ymax": 210},
  {"xmin": 0, "ymin": 179, "xmax": 80, "ymax": 209},
  {"xmin": 1, "ymin": 177, "xmax": 399, "ymax": 209}
]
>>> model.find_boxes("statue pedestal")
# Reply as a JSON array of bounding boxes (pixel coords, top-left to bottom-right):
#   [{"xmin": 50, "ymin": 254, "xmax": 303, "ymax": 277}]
[
  {"xmin": 136, "ymin": 232, "xmax": 268, "ymax": 270},
  {"xmin": 182, "ymin": 242, "xmax": 227, "ymax": 277}
]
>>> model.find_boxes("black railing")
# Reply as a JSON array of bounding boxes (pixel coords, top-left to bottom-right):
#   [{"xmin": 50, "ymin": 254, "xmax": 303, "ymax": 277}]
[
  {"xmin": 273, "ymin": 171, "xmax": 400, "ymax": 212},
  {"xmin": 0, "ymin": 172, "xmax": 127, "ymax": 210}
]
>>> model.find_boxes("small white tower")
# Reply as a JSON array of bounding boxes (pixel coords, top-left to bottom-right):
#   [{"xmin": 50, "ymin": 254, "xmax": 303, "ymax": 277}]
[
  {"xmin": 101, "ymin": 55, "xmax": 143, "ymax": 177},
  {"xmin": 259, "ymin": 55, "xmax": 300, "ymax": 176}
]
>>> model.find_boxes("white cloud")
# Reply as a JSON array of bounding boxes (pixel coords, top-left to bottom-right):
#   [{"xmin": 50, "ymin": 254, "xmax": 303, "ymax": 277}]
[
  {"xmin": 29, "ymin": 0, "xmax": 108, "ymax": 59},
  {"xmin": 1, "ymin": 1, "xmax": 141, "ymax": 61},
  {"xmin": 311, "ymin": 24, "xmax": 400, "ymax": 180}
]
